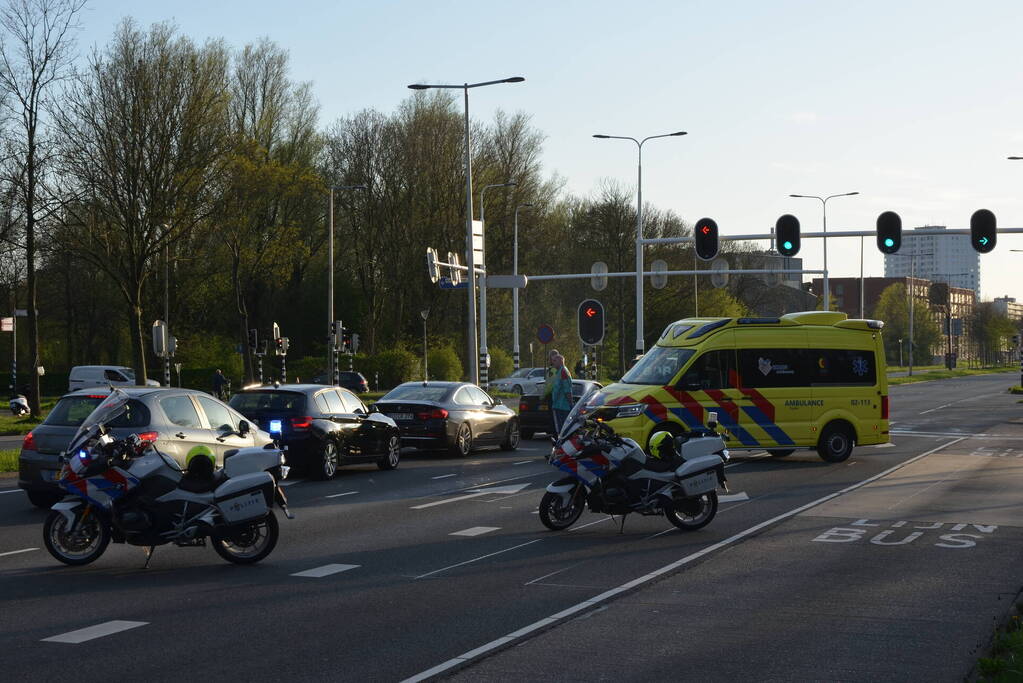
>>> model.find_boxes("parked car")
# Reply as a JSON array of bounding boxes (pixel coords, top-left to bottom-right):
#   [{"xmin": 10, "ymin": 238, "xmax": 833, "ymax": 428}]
[
  {"xmin": 490, "ymin": 367, "xmax": 547, "ymax": 395},
  {"xmin": 518, "ymin": 379, "xmax": 603, "ymax": 439},
  {"xmin": 373, "ymin": 381, "xmax": 519, "ymax": 456},
  {"xmin": 68, "ymin": 365, "xmax": 161, "ymax": 391},
  {"xmin": 19, "ymin": 387, "xmax": 270, "ymax": 508},
  {"xmin": 309, "ymin": 370, "xmax": 370, "ymax": 393},
  {"xmin": 229, "ymin": 384, "xmax": 399, "ymax": 480}
]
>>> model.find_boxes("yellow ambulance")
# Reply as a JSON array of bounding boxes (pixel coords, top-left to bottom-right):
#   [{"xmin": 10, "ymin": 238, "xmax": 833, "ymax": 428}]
[{"xmin": 588, "ymin": 311, "xmax": 889, "ymax": 462}]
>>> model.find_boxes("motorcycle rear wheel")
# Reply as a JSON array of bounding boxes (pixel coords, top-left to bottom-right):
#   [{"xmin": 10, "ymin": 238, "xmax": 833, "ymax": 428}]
[
  {"xmin": 213, "ymin": 511, "xmax": 279, "ymax": 565},
  {"xmin": 43, "ymin": 509, "xmax": 110, "ymax": 566},
  {"xmin": 539, "ymin": 489, "xmax": 585, "ymax": 531},
  {"xmin": 665, "ymin": 491, "xmax": 718, "ymax": 531}
]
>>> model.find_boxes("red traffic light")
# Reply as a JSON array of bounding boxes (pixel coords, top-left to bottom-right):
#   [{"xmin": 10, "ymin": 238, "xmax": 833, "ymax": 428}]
[
  {"xmin": 585, "ymin": 307, "xmax": 597, "ymax": 318},
  {"xmin": 694, "ymin": 217, "xmax": 719, "ymax": 261}
]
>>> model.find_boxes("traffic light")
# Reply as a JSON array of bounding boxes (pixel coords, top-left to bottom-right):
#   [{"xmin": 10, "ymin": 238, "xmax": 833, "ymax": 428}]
[
  {"xmin": 351, "ymin": 333, "xmax": 360, "ymax": 353},
  {"xmin": 275, "ymin": 337, "xmax": 284, "ymax": 356},
  {"xmin": 280, "ymin": 337, "xmax": 289, "ymax": 355},
  {"xmin": 578, "ymin": 298, "xmax": 605, "ymax": 346},
  {"xmin": 775, "ymin": 214, "xmax": 800, "ymax": 256},
  {"xmin": 247, "ymin": 328, "xmax": 258, "ymax": 350},
  {"xmin": 694, "ymin": 218, "xmax": 719, "ymax": 261},
  {"xmin": 970, "ymin": 208, "xmax": 996, "ymax": 253},
  {"xmin": 876, "ymin": 211, "xmax": 902, "ymax": 254}
]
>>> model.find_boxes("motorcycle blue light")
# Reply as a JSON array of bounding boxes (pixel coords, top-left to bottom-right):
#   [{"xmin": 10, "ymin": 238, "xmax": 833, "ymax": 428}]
[
  {"xmin": 77, "ymin": 450, "xmax": 88, "ymax": 459},
  {"xmin": 269, "ymin": 419, "xmax": 282, "ymax": 434}
]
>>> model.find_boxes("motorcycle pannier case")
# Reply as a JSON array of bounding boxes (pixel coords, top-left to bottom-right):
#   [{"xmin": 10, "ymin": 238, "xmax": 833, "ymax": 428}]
[{"xmin": 214, "ymin": 472, "xmax": 273, "ymax": 523}]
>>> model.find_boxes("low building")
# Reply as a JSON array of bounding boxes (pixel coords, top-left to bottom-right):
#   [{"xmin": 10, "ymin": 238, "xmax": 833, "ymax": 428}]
[{"xmin": 992, "ymin": 296, "xmax": 1023, "ymax": 322}]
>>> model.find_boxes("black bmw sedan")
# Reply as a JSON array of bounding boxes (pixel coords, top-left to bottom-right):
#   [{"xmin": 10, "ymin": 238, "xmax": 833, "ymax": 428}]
[
  {"xmin": 373, "ymin": 381, "xmax": 519, "ymax": 456},
  {"xmin": 230, "ymin": 383, "xmax": 400, "ymax": 479}
]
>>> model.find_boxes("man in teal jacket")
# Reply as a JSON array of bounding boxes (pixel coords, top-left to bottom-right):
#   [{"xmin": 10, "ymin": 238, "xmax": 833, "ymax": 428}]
[{"xmin": 549, "ymin": 352, "xmax": 573, "ymax": 433}]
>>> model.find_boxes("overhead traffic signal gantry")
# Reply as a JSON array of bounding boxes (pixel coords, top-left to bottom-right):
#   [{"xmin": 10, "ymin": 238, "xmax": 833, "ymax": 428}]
[
  {"xmin": 694, "ymin": 218, "xmax": 719, "ymax": 261},
  {"xmin": 775, "ymin": 214, "xmax": 800, "ymax": 256},
  {"xmin": 876, "ymin": 211, "xmax": 902, "ymax": 254},
  {"xmin": 577, "ymin": 299, "xmax": 605, "ymax": 346},
  {"xmin": 970, "ymin": 209, "xmax": 996, "ymax": 253}
]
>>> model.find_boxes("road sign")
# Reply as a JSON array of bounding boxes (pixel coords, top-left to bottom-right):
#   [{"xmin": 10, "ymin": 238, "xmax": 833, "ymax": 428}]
[
  {"xmin": 578, "ymin": 299, "xmax": 605, "ymax": 345},
  {"xmin": 650, "ymin": 260, "xmax": 667, "ymax": 289},
  {"xmin": 471, "ymin": 220, "xmax": 484, "ymax": 264},
  {"xmin": 447, "ymin": 251, "xmax": 464, "ymax": 285},
  {"xmin": 0, "ymin": 317, "xmax": 12, "ymax": 332},
  {"xmin": 439, "ymin": 277, "xmax": 468, "ymax": 289},
  {"xmin": 537, "ymin": 324, "xmax": 555, "ymax": 344},
  {"xmin": 426, "ymin": 247, "xmax": 440, "ymax": 283},
  {"xmin": 590, "ymin": 261, "xmax": 608, "ymax": 291},
  {"xmin": 711, "ymin": 258, "xmax": 729, "ymax": 288},
  {"xmin": 13, "ymin": 309, "xmax": 27, "ymax": 317},
  {"xmin": 483, "ymin": 274, "xmax": 528, "ymax": 288},
  {"xmin": 152, "ymin": 320, "xmax": 168, "ymax": 358}
]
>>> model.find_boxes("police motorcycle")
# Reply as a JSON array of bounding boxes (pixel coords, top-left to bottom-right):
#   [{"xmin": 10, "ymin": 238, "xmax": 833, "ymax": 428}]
[
  {"xmin": 539, "ymin": 389, "xmax": 729, "ymax": 532},
  {"xmin": 43, "ymin": 389, "xmax": 293, "ymax": 567},
  {"xmin": 9, "ymin": 393, "xmax": 29, "ymax": 416}
]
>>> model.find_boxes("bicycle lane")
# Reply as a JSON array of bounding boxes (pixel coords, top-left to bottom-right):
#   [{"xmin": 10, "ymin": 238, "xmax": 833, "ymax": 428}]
[{"xmin": 435, "ymin": 435, "xmax": 1023, "ymax": 682}]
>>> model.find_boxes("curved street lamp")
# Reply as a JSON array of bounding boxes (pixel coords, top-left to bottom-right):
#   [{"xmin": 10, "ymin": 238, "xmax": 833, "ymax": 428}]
[{"xmin": 789, "ymin": 191, "xmax": 859, "ymax": 312}]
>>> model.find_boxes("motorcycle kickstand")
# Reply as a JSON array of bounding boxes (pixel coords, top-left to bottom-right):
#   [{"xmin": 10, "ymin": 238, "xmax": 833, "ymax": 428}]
[{"xmin": 142, "ymin": 545, "xmax": 156, "ymax": 569}]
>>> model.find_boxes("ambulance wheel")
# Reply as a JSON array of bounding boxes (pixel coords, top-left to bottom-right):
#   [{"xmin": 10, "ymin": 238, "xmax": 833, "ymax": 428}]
[
  {"xmin": 768, "ymin": 449, "xmax": 795, "ymax": 458},
  {"xmin": 818, "ymin": 423, "xmax": 854, "ymax": 463}
]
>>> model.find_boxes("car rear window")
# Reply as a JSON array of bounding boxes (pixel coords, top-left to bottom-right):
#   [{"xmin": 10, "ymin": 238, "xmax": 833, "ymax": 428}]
[
  {"xmin": 229, "ymin": 391, "xmax": 307, "ymax": 413},
  {"xmin": 44, "ymin": 396, "xmax": 150, "ymax": 428},
  {"xmin": 381, "ymin": 385, "xmax": 450, "ymax": 402}
]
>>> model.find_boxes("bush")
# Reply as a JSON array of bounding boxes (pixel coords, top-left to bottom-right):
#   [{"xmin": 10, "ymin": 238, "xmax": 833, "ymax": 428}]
[
  {"xmin": 428, "ymin": 345, "xmax": 463, "ymax": 381},
  {"xmin": 489, "ymin": 347, "xmax": 512, "ymax": 381},
  {"xmin": 358, "ymin": 348, "xmax": 420, "ymax": 390}
]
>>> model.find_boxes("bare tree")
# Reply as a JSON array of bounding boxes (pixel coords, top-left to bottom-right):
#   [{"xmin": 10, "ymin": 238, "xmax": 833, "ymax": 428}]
[{"xmin": 0, "ymin": 0, "xmax": 84, "ymax": 414}]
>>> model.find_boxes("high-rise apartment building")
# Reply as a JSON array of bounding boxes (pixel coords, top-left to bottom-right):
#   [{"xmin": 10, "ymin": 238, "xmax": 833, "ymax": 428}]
[{"xmin": 883, "ymin": 226, "xmax": 980, "ymax": 295}]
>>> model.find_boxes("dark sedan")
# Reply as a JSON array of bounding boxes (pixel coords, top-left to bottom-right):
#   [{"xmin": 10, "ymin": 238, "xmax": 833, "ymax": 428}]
[
  {"xmin": 229, "ymin": 384, "xmax": 400, "ymax": 480},
  {"xmin": 373, "ymin": 381, "xmax": 519, "ymax": 456},
  {"xmin": 518, "ymin": 379, "xmax": 603, "ymax": 439}
]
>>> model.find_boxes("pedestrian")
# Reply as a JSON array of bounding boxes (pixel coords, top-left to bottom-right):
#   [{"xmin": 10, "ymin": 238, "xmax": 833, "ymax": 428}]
[
  {"xmin": 549, "ymin": 352, "xmax": 574, "ymax": 433},
  {"xmin": 542, "ymin": 348, "xmax": 560, "ymax": 407},
  {"xmin": 574, "ymin": 357, "xmax": 586, "ymax": 379},
  {"xmin": 212, "ymin": 369, "xmax": 228, "ymax": 399}
]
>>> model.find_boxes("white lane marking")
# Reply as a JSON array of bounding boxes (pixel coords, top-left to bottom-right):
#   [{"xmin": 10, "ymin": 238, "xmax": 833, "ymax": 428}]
[
  {"xmin": 0, "ymin": 547, "xmax": 38, "ymax": 558},
  {"xmin": 42, "ymin": 620, "xmax": 148, "ymax": 643},
  {"xmin": 514, "ymin": 461, "xmax": 532, "ymax": 465},
  {"xmin": 719, "ymin": 492, "xmax": 749, "ymax": 503},
  {"xmin": 431, "ymin": 474, "xmax": 457, "ymax": 480},
  {"xmin": 450, "ymin": 526, "xmax": 500, "ymax": 537},
  {"xmin": 410, "ymin": 483, "xmax": 531, "ymax": 510},
  {"xmin": 325, "ymin": 491, "xmax": 358, "ymax": 499},
  {"xmin": 415, "ymin": 540, "xmax": 541, "ymax": 580},
  {"xmin": 525, "ymin": 562, "xmax": 584, "ymax": 586},
  {"xmin": 872, "ymin": 442, "xmax": 896, "ymax": 448},
  {"xmin": 0, "ymin": 489, "xmax": 23, "ymax": 495},
  {"xmin": 919, "ymin": 402, "xmax": 953, "ymax": 415},
  {"xmin": 401, "ymin": 437, "xmax": 965, "ymax": 683},
  {"xmin": 291, "ymin": 563, "xmax": 360, "ymax": 578},
  {"xmin": 280, "ymin": 478, "xmax": 305, "ymax": 487}
]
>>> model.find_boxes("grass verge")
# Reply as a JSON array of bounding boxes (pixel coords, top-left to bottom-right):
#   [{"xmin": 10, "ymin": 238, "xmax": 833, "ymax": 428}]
[
  {"xmin": 888, "ymin": 367, "xmax": 1016, "ymax": 386},
  {"xmin": 976, "ymin": 602, "xmax": 1023, "ymax": 681},
  {"xmin": 0, "ymin": 398, "xmax": 56, "ymax": 436},
  {"xmin": 0, "ymin": 449, "xmax": 18, "ymax": 472}
]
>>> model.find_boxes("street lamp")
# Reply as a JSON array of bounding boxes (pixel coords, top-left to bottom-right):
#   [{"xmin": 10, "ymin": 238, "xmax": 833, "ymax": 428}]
[
  {"xmin": 593, "ymin": 130, "xmax": 686, "ymax": 356},
  {"xmin": 478, "ymin": 181, "xmax": 516, "ymax": 388},
  {"xmin": 513, "ymin": 202, "xmax": 533, "ymax": 370},
  {"xmin": 789, "ymin": 191, "xmax": 859, "ymax": 311},
  {"xmin": 420, "ymin": 308, "xmax": 430, "ymax": 381},
  {"xmin": 329, "ymin": 184, "xmax": 366, "ymax": 384},
  {"xmin": 408, "ymin": 76, "xmax": 525, "ymax": 385}
]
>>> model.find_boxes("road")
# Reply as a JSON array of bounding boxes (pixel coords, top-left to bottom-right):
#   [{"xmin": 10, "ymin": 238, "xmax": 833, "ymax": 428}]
[{"xmin": 1, "ymin": 372, "xmax": 1020, "ymax": 682}]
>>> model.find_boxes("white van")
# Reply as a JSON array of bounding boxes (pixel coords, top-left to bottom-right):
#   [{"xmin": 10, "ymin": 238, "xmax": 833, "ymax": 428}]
[{"xmin": 68, "ymin": 365, "xmax": 161, "ymax": 392}]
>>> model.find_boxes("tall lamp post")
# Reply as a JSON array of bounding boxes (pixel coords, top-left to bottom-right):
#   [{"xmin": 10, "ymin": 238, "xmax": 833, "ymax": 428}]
[
  {"xmin": 512, "ymin": 202, "xmax": 533, "ymax": 370},
  {"xmin": 328, "ymin": 184, "xmax": 366, "ymax": 384},
  {"xmin": 478, "ymin": 181, "xmax": 516, "ymax": 388},
  {"xmin": 408, "ymin": 76, "xmax": 525, "ymax": 385},
  {"xmin": 789, "ymin": 191, "xmax": 859, "ymax": 312},
  {"xmin": 593, "ymin": 130, "xmax": 686, "ymax": 357},
  {"xmin": 420, "ymin": 308, "xmax": 430, "ymax": 381}
]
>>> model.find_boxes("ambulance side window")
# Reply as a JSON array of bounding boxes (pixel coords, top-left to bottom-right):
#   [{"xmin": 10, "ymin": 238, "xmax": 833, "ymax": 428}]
[
  {"xmin": 678, "ymin": 350, "xmax": 736, "ymax": 390},
  {"xmin": 738, "ymin": 348, "xmax": 805, "ymax": 388},
  {"xmin": 810, "ymin": 349, "xmax": 876, "ymax": 385}
]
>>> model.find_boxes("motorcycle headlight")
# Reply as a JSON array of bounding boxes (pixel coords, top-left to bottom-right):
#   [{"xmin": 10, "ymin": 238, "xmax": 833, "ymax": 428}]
[{"xmin": 614, "ymin": 403, "xmax": 645, "ymax": 419}]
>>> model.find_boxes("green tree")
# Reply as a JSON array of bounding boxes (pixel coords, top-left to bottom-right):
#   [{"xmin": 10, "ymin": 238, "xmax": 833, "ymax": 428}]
[{"xmin": 873, "ymin": 283, "xmax": 942, "ymax": 364}]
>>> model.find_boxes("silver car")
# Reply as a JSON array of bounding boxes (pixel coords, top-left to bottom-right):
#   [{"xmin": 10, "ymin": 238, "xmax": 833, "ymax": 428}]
[
  {"xmin": 18, "ymin": 387, "xmax": 273, "ymax": 508},
  {"xmin": 490, "ymin": 367, "xmax": 547, "ymax": 395}
]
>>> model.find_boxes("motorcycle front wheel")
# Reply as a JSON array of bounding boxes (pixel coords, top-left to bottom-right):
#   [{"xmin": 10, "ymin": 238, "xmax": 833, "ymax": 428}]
[
  {"xmin": 212, "ymin": 511, "xmax": 279, "ymax": 565},
  {"xmin": 539, "ymin": 488, "xmax": 585, "ymax": 531},
  {"xmin": 665, "ymin": 491, "xmax": 718, "ymax": 531},
  {"xmin": 43, "ymin": 508, "xmax": 110, "ymax": 566}
]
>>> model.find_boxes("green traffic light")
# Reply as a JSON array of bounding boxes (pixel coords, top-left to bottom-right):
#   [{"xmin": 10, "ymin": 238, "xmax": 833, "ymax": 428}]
[
  {"xmin": 884, "ymin": 238, "xmax": 894, "ymax": 247},
  {"xmin": 782, "ymin": 241, "xmax": 793, "ymax": 250}
]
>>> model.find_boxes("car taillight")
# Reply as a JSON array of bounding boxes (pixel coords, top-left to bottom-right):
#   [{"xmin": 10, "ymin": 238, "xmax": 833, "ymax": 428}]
[
  {"xmin": 519, "ymin": 401, "xmax": 529, "ymax": 412},
  {"xmin": 416, "ymin": 408, "xmax": 448, "ymax": 420},
  {"xmin": 881, "ymin": 395, "xmax": 889, "ymax": 420},
  {"xmin": 290, "ymin": 416, "xmax": 313, "ymax": 430},
  {"xmin": 136, "ymin": 431, "xmax": 159, "ymax": 443},
  {"xmin": 22, "ymin": 431, "xmax": 36, "ymax": 451}
]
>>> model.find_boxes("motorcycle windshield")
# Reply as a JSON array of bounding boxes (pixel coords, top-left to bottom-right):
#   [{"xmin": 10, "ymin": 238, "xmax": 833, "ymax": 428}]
[
  {"xmin": 556, "ymin": 386, "xmax": 600, "ymax": 443},
  {"xmin": 66, "ymin": 388, "xmax": 131, "ymax": 454}
]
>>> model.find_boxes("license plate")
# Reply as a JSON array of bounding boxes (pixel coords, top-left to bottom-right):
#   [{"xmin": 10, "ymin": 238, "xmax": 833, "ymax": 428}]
[{"xmin": 392, "ymin": 413, "xmax": 414, "ymax": 421}]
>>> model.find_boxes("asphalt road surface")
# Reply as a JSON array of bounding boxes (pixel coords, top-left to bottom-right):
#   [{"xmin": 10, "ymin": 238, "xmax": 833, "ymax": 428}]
[{"xmin": 1, "ymin": 372, "xmax": 1020, "ymax": 682}]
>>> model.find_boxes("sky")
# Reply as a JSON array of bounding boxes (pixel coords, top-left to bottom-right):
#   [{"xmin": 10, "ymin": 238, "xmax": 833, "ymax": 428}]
[{"xmin": 75, "ymin": 0, "xmax": 1023, "ymax": 301}]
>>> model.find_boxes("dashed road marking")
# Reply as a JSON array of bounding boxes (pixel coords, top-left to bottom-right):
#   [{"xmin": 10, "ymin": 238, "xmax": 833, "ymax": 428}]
[
  {"xmin": 411, "ymin": 483, "xmax": 531, "ymax": 509},
  {"xmin": 326, "ymin": 491, "xmax": 358, "ymax": 499},
  {"xmin": 431, "ymin": 474, "xmax": 457, "ymax": 480},
  {"xmin": 415, "ymin": 540, "xmax": 541, "ymax": 580},
  {"xmin": 280, "ymin": 478, "xmax": 305, "ymax": 487},
  {"xmin": 450, "ymin": 526, "xmax": 500, "ymax": 537},
  {"xmin": 0, "ymin": 488, "xmax": 23, "ymax": 495},
  {"xmin": 719, "ymin": 492, "xmax": 750, "ymax": 503},
  {"xmin": 514, "ymin": 461, "xmax": 532, "ymax": 465},
  {"xmin": 42, "ymin": 620, "xmax": 148, "ymax": 643},
  {"xmin": 0, "ymin": 547, "xmax": 38, "ymax": 558},
  {"xmin": 291, "ymin": 563, "xmax": 360, "ymax": 578}
]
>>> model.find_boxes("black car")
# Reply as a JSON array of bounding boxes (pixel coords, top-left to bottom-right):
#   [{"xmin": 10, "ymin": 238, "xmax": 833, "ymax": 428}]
[
  {"xmin": 373, "ymin": 381, "xmax": 518, "ymax": 456},
  {"xmin": 310, "ymin": 371, "xmax": 370, "ymax": 393},
  {"xmin": 517, "ymin": 380, "xmax": 603, "ymax": 439},
  {"xmin": 229, "ymin": 384, "xmax": 400, "ymax": 480}
]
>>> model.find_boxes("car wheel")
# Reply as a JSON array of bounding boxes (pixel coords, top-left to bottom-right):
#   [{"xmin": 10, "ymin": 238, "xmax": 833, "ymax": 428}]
[
  {"xmin": 316, "ymin": 441, "xmax": 340, "ymax": 480},
  {"xmin": 377, "ymin": 434, "xmax": 401, "ymax": 470},
  {"xmin": 450, "ymin": 423, "xmax": 472, "ymax": 457},
  {"xmin": 500, "ymin": 419, "xmax": 520, "ymax": 451},
  {"xmin": 513, "ymin": 384, "xmax": 523, "ymax": 395},
  {"xmin": 818, "ymin": 423, "xmax": 854, "ymax": 463},
  {"xmin": 28, "ymin": 490, "xmax": 63, "ymax": 509},
  {"xmin": 768, "ymin": 449, "xmax": 795, "ymax": 458}
]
